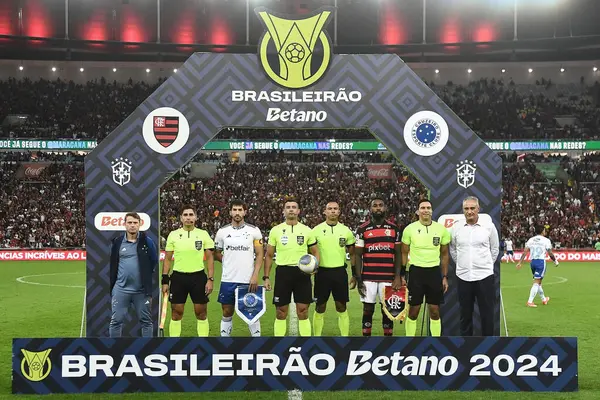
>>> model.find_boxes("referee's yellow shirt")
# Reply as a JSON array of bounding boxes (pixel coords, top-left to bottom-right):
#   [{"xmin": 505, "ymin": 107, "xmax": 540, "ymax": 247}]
[
  {"xmin": 165, "ymin": 228, "xmax": 214, "ymax": 273},
  {"xmin": 401, "ymin": 221, "xmax": 450, "ymax": 267},
  {"xmin": 312, "ymin": 221, "xmax": 355, "ymax": 268},
  {"xmin": 268, "ymin": 222, "xmax": 316, "ymax": 266}
]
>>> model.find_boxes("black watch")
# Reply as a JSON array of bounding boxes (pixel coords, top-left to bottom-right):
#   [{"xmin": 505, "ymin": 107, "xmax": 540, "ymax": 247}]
[
  {"xmin": 208, "ymin": 277, "xmax": 214, "ymax": 281},
  {"xmin": 262, "ymin": 276, "xmax": 270, "ymax": 280},
  {"xmin": 442, "ymin": 275, "xmax": 448, "ymax": 279}
]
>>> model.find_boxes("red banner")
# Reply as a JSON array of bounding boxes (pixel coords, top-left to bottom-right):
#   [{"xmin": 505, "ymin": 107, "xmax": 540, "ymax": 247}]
[
  {"xmin": 16, "ymin": 162, "xmax": 52, "ymax": 180},
  {"xmin": 367, "ymin": 164, "xmax": 393, "ymax": 179}
]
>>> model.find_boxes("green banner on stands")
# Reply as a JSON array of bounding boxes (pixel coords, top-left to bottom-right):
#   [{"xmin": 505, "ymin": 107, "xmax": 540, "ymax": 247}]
[{"xmin": 0, "ymin": 139, "xmax": 97, "ymax": 150}]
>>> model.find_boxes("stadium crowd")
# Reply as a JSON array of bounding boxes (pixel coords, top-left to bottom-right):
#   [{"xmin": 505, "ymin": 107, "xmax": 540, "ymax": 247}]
[
  {"xmin": 1, "ymin": 151, "xmax": 599, "ymax": 250},
  {"xmin": 1, "ymin": 76, "xmax": 600, "ymax": 250},
  {"xmin": 1, "ymin": 77, "xmax": 599, "ymax": 141}
]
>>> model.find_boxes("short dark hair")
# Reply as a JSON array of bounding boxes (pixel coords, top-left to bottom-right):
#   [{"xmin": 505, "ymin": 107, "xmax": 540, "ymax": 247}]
[
  {"xmin": 284, "ymin": 196, "xmax": 299, "ymax": 208},
  {"xmin": 418, "ymin": 199, "xmax": 433, "ymax": 208},
  {"xmin": 536, "ymin": 224, "xmax": 546, "ymax": 235},
  {"xmin": 370, "ymin": 193, "xmax": 385, "ymax": 205},
  {"xmin": 179, "ymin": 204, "xmax": 196, "ymax": 216},
  {"xmin": 230, "ymin": 199, "xmax": 247, "ymax": 211},
  {"xmin": 124, "ymin": 212, "xmax": 141, "ymax": 221}
]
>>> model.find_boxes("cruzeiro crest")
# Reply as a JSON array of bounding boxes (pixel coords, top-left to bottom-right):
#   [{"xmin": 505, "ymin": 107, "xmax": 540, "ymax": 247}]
[
  {"xmin": 255, "ymin": 7, "xmax": 334, "ymax": 89},
  {"xmin": 21, "ymin": 349, "xmax": 52, "ymax": 382},
  {"xmin": 456, "ymin": 160, "xmax": 477, "ymax": 189},
  {"xmin": 111, "ymin": 157, "xmax": 132, "ymax": 187}
]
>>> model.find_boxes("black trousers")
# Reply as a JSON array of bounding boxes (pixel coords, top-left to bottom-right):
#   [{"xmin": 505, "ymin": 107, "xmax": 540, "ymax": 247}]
[{"xmin": 457, "ymin": 275, "xmax": 495, "ymax": 336}]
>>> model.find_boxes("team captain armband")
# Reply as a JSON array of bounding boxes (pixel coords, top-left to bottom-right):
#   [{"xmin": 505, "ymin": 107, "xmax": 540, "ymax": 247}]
[{"xmin": 254, "ymin": 239, "xmax": 263, "ymax": 246}]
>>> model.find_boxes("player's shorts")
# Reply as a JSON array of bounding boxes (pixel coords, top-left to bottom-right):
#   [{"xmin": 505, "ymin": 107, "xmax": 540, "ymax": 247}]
[
  {"xmin": 273, "ymin": 265, "xmax": 313, "ymax": 306},
  {"xmin": 360, "ymin": 281, "xmax": 391, "ymax": 304},
  {"xmin": 407, "ymin": 266, "xmax": 443, "ymax": 306},
  {"xmin": 506, "ymin": 250, "xmax": 514, "ymax": 256},
  {"xmin": 218, "ymin": 282, "xmax": 246, "ymax": 305},
  {"xmin": 314, "ymin": 267, "xmax": 349, "ymax": 305},
  {"xmin": 530, "ymin": 259, "xmax": 546, "ymax": 279},
  {"xmin": 169, "ymin": 270, "xmax": 209, "ymax": 304}
]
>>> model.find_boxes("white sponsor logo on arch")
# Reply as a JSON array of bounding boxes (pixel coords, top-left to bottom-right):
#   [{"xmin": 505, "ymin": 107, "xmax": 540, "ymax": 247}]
[{"xmin": 94, "ymin": 212, "xmax": 151, "ymax": 231}]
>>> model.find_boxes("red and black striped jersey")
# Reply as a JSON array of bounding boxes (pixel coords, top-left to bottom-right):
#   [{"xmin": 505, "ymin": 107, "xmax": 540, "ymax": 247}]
[{"xmin": 355, "ymin": 220, "xmax": 402, "ymax": 282}]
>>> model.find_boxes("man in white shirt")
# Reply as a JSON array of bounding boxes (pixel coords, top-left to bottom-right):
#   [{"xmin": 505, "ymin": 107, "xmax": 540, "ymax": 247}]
[
  {"xmin": 214, "ymin": 200, "xmax": 264, "ymax": 336},
  {"xmin": 450, "ymin": 196, "xmax": 499, "ymax": 336},
  {"xmin": 516, "ymin": 225, "xmax": 558, "ymax": 308}
]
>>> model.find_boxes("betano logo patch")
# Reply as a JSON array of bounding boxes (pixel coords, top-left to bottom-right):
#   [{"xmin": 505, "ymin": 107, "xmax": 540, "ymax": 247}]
[
  {"xmin": 255, "ymin": 7, "xmax": 334, "ymax": 89},
  {"xmin": 21, "ymin": 349, "xmax": 52, "ymax": 382}
]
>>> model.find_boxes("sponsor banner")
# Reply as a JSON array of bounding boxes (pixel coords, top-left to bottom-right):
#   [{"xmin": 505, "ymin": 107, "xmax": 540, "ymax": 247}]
[
  {"xmin": 0, "ymin": 139, "xmax": 97, "ymax": 150},
  {"xmin": 2, "ymin": 249, "xmax": 599, "ymax": 262},
  {"xmin": 94, "ymin": 213, "xmax": 151, "ymax": 231},
  {"xmin": 367, "ymin": 163, "xmax": 393, "ymax": 179},
  {"xmin": 13, "ymin": 337, "xmax": 577, "ymax": 394},
  {"xmin": 16, "ymin": 162, "xmax": 52, "ymax": 179},
  {"xmin": 0, "ymin": 250, "xmax": 86, "ymax": 261},
  {"xmin": 438, "ymin": 214, "xmax": 494, "ymax": 229},
  {"xmin": 503, "ymin": 251, "xmax": 600, "ymax": 262}
]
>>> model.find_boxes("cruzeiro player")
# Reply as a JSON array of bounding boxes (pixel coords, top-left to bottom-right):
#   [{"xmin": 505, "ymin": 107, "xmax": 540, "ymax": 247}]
[
  {"xmin": 312, "ymin": 201, "xmax": 356, "ymax": 336},
  {"xmin": 353, "ymin": 195, "xmax": 403, "ymax": 336},
  {"xmin": 214, "ymin": 199, "xmax": 264, "ymax": 336},
  {"xmin": 504, "ymin": 237, "xmax": 516, "ymax": 263},
  {"xmin": 516, "ymin": 224, "xmax": 558, "ymax": 307}
]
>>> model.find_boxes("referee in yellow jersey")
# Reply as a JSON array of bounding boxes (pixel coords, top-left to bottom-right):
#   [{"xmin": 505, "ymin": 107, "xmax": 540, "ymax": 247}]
[
  {"xmin": 401, "ymin": 199, "xmax": 451, "ymax": 337},
  {"xmin": 311, "ymin": 201, "xmax": 355, "ymax": 336},
  {"xmin": 162, "ymin": 204, "xmax": 215, "ymax": 337},
  {"xmin": 264, "ymin": 198, "xmax": 319, "ymax": 337}
]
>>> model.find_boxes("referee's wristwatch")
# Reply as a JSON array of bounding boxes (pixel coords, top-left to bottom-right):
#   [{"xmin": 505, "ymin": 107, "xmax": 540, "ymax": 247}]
[
  {"xmin": 207, "ymin": 277, "xmax": 215, "ymax": 281},
  {"xmin": 262, "ymin": 276, "xmax": 270, "ymax": 281}
]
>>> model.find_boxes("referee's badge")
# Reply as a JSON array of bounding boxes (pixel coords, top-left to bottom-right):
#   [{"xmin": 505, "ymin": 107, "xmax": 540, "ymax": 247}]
[
  {"xmin": 339, "ymin": 238, "xmax": 347, "ymax": 247},
  {"xmin": 433, "ymin": 237, "xmax": 440, "ymax": 246},
  {"xmin": 281, "ymin": 236, "xmax": 289, "ymax": 245},
  {"xmin": 297, "ymin": 236, "xmax": 305, "ymax": 245},
  {"xmin": 195, "ymin": 240, "xmax": 203, "ymax": 250}
]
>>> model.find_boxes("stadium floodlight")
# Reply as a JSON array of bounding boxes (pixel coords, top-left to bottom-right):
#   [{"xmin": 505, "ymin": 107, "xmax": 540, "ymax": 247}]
[
  {"xmin": 80, "ymin": 67, "xmax": 84, "ymax": 72},
  {"xmin": 18, "ymin": 66, "xmax": 23, "ymax": 71},
  {"xmin": 173, "ymin": 68, "xmax": 178, "ymax": 73},
  {"xmin": 434, "ymin": 69, "xmax": 439, "ymax": 74},
  {"xmin": 528, "ymin": 68, "xmax": 533, "ymax": 73},
  {"xmin": 113, "ymin": 68, "xmax": 117, "ymax": 72},
  {"xmin": 560, "ymin": 68, "xmax": 565, "ymax": 72},
  {"xmin": 501, "ymin": 69, "xmax": 506, "ymax": 73},
  {"xmin": 146, "ymin": 68, "xmax": 151, "ymax": 73},
  {"xmin": 594, "ymin": 67, "xmax": 598, "ymax": 72},
  {"xmin": 467, "ymin": 68, "xmax": 472, "ymax": 74},
  {"xmin": 51, "ymin": 67, "xmax": 56, "ymax": 72}
]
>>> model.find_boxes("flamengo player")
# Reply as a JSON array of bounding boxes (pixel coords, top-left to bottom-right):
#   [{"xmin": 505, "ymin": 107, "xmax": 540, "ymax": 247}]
[
  {"xmin": 516, "ymin": 225, "xmax": 558, "ymax": 307},
  {"xmin": 214, "ymin": 200, "xmax": 264, "ymax": 336},
  {"xmin": 353, "ymin": 195, "xmax": 403, "ymax": 336}
]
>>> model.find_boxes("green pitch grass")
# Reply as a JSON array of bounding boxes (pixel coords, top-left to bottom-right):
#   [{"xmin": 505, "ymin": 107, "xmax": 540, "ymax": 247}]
[{"xmin": 1, "ymin": 261, "xmax": 598, "ymax": 399}]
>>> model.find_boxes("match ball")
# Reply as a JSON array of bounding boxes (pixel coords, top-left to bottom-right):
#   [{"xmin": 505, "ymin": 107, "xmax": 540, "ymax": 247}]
[
  {"xmin": 284, "ymin": 43, "xmax": 305, "ymax": 63},
  {"xmin": 297, "ymin": 254, "xmax": 318, "ymax": 275}
]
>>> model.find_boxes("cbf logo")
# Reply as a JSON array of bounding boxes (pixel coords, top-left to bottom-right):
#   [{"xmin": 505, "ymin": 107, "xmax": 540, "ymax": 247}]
[
  {"xmin": 21, "ymin": 349, "xmax": 52, "ymax": 382},
  {"xmin": 111, "ymin": 157, "xmax": 132, "ymax": 186},
  {"xmin": 255, "ymin": 7, "xmax": 334, "ymax": 89},
  {"xmin": 403, "ymin": 110, "xmax": 450, "ymax": 157},
  {"xmin": 456, "ymin": 160, "xmax": 477, "ymax": 189}
]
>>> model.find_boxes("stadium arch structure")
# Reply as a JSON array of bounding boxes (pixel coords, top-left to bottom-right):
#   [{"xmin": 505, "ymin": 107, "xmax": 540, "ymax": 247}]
[{"xmin": 84, "ymin": 49, "xmax": 501, "ymax": 337}]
